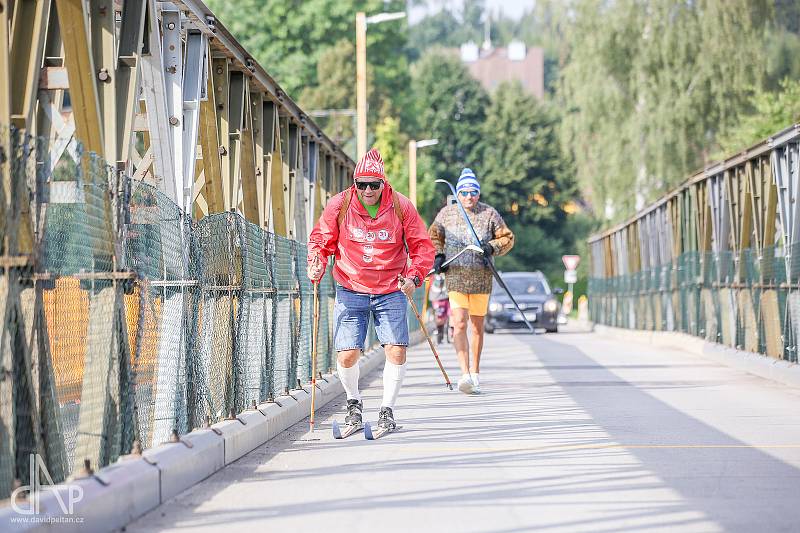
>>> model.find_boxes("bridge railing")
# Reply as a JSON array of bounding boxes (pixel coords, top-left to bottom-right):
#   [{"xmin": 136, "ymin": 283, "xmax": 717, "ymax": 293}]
[
  {"xmin": 0, "ymin": 129, "xmax": 423, "ymax": 500},
  {"xmin": 589, "ymin": 124, "xmax": 800, "ymax": 362}
]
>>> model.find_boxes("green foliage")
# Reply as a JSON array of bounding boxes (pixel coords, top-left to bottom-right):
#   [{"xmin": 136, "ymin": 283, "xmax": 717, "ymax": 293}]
[
  {"xmin": 765, "ymin": 29, "xmax": 800, "ymax": 91},
  {"xmin": 411, "ymin": 51, "xmax": 489, "ymax": 219},
  {"xmin": 481, "ymin": 82, "xmax": 584, "ymax": 282},
  {"xmin": 560, "ymin": 0, "xmax": 771, "ymax": 222},
  {"xmin": 372, "ymin": 116, "xmax": 408, "ymax": 194},
  {"xmin": 298, "ymin": 39, "xmax": 358, "ymax": 147},
  {"xmin": 716, "ymin": 78, "xmax": 800, "ymax": 156},
  {"xmin": 206, "ymin": 0, "xmax": 409, "ymax": 106}
]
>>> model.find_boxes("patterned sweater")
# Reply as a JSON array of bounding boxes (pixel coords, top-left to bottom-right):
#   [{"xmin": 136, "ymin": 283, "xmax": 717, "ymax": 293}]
[{"xmin": 428, "ymin": 202, "xmax": 514, "ymax": 294}]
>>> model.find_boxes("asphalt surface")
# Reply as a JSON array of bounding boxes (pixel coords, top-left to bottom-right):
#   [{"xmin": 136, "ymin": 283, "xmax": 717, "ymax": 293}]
[{"xmin": 128, "ymin": 326, "xmax": 800, "ymax": 533}]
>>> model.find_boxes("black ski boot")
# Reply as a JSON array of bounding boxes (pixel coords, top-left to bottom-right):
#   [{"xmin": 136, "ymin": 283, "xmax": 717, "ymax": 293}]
[
  {"xmin": 345, "ymin": 399, "xmax": 363, "ymax": 426},
  {"xmin": 378, "ymin": 407, "xmax": 396, "ymax": 430}
]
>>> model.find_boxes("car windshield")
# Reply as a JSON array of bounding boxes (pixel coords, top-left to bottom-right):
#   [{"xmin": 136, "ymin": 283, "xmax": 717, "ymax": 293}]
[{"xmin": 493, "ymin": 276, "xmax": 549, "ymax": 295}]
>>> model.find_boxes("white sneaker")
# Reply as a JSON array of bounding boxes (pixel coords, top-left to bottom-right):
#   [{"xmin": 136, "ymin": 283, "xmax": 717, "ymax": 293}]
[
  {"xmin": 470, "ymin": 373, "xmax": 481, "ymax": 394},
  {"xmin": 458, "ymin": 374, "xmax": 474, "ymax": 394}
]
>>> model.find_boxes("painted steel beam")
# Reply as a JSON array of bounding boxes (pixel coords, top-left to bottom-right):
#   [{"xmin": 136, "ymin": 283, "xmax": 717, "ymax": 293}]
[
  {"xmin": 212, "ymin": 57, "xmax": 232, "ymax": 211},
  {"xmin": 239, "ymin": 77, "xmax": 260, "ymax": 224},
  {"xmin": 182, "ymin": 30, "xmax": 206, "ymax": 215},
  {"xmin": 140, "ymin": 0, "xmax": 177, "ymax": 202},
  {"xmin": 114, "ymin": 0, "xmax": 147, "ymax": 167},
  {"xmin": 10, "ymin": 0, "xmax": 50, "ymax": 131},
  {"xmin": 54, "ymin": 0, "xmax": 103, "ymax": 154},
  {"xmin": 197, "ymin": 45, "xmax": 224, "ymax": 215}
]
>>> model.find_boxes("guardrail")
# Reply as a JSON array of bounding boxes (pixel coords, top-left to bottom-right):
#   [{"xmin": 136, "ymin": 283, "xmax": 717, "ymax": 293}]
[
  {"xmin": 588, "ymin": 124, "xmax": 800, "ymax": 362},
  {"xmin": 0, "ymin": 128, "xmax": 427, "ymax": 504}
]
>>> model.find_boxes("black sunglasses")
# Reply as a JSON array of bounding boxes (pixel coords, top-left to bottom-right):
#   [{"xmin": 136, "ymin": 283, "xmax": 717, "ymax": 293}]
[{"xmin": 355, "ymin": 180, "xmax": 382, "ymax": 191}]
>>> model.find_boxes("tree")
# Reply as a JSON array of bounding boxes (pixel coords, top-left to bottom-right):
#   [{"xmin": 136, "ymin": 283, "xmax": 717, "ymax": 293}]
[
  {"xmin": 299, "ymin": 39, "xmax": 358, "ymax": 147},
  {"xmin": 206, "ymin": 0, "xmax": 409, "ymax": 107},
  {"xmin": 715, "ymin": 78, "xmax": 800, "ymax": 156},
  {"xmin": 559, "ymin": 0, "xmax": 770, "ymax": 222},
  {"xmin": 411, "ymin": 51, "xmax": 489, "ymax": 220},
  {"xmin": 372, "ymin": 116, "xmax": 408, "ymax": 194},
  {"xmin": 481, "ymin": 81, "xmax": 583, "ymax": 281}
]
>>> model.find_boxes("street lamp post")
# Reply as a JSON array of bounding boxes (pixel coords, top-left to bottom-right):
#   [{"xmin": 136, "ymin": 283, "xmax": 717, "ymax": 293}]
[
  {"xmin": 408, "ymin": 138, "xmax": 438, "ymax": 207},
  {"xmin": 355, "ymin": 11, "xmax": 406, "ymax": 159}
]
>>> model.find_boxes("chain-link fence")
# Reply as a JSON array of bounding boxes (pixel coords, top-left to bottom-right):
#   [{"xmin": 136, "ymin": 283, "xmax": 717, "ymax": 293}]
[
  {"xmin": 0, "ymin": 128, "xmax": 425, "ymax": 498},
  {"xmin": 589, "ymin": 245, "xmax": 798, "ymax": 362}
]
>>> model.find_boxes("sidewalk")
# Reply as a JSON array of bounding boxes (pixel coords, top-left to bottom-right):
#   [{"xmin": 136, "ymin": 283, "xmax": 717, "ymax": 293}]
[{"xmin": 129, "ymin": 328, "xmax": 800, "ymax": 533}]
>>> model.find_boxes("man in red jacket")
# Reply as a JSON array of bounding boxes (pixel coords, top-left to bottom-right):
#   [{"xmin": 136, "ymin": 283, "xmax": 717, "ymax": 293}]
[{"xmin": 307, "ymin": 148, "xmax": 435, "ymax": 430}]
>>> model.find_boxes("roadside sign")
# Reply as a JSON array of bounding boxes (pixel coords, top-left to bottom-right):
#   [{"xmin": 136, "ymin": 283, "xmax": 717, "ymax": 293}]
[
  {"xmin": 564, "ymin": 269, "xmax": 577, "ymax": 284},
  {"xmin": 562, "ymin": 255, "xmax": 580, "ymax": 271}
]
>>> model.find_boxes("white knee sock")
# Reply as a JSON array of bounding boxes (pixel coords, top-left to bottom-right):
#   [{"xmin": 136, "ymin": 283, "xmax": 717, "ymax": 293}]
[
  {"xmin": 381, "ymin": 361, "xmax": 407, "ymax": 409},
  {"xmin": 337, "ymin": 361, "xmax": 361, "ymax": 401}
]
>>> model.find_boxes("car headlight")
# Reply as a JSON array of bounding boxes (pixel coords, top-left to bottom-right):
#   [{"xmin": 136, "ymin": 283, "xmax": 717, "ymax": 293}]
[
  {"xmin": 544, "ymin": 300, "xmax": 558, "ymax": 313},
  {"xmin": 489, "ymin": 302, "xmax": 503, "ymax": 313}
]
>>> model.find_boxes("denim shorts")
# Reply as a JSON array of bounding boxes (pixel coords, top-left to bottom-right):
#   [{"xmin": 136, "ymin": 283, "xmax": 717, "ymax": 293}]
[{"xmin": 334, "ymin": 286, "xmax": 409, "ymax": 351}]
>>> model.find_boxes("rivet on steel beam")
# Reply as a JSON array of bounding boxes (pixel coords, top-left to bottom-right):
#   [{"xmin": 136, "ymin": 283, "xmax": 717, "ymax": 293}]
[
  {"xmin": 169, "ymin": 116, "xmax": 180, "ymax": 126},
  {"xmin": 166, "ymin": 65, "xmax": 177, "ymax": 74},
  {"xmin": 167, "ymin": 22, "xmax": 176, "ymax": 30},
  {"xmin": 97, "ymin": 68, "xmax": 110, "ymax": 82},
  {"xmin": 216, "ymin": 66, "xmax": 224, "ymax": 75}
]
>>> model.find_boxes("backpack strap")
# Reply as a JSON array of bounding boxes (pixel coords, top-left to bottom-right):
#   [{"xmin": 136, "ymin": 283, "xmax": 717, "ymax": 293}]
[
  {"xmin": 337, "ymin": 188, "xmax": 353, "ymax": 227},
  {"xmin": 392, "ymin": 190, "xmax": 405, "ymax": 224}
]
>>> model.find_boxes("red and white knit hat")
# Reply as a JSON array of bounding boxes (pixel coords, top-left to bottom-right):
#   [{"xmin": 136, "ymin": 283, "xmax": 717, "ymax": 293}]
[{"xmin": 353, "ymin": 148, "xmax": 385, "ymax": 181}]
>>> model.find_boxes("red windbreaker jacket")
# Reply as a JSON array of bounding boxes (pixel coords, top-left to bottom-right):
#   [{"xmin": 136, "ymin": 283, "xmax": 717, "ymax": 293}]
[{"xmin": 307, "ymin": 184, "xmax": 435, "ymax": 295}]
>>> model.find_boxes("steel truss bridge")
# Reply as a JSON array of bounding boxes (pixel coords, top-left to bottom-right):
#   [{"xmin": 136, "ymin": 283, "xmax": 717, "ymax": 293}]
[
  {"xmin": 0, "ymin": 0, "xmax": 367, "ymax": 499},
  {"xmin": 589, "ymin": 124, "xmax": 800, "ymax": 360}
]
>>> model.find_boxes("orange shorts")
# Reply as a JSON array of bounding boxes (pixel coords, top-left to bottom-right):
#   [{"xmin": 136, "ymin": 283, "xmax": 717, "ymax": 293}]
[{"xmin": 448, "ymin": 291, "xmax": 490, "ymax": 317}]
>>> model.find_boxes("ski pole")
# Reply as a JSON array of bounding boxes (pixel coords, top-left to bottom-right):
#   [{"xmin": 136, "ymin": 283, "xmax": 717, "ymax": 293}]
[
  {"xmin": 435, "ymin": 179, "xmax": 536, "ymax": 333},
  {"xmin": 425, "ymin": 244, "xmax": 483, "ymax": 278},
  {"xmin": 400, "ymin": 276, "xmax": 453, "ymax": 390},
  {"xmin": 310, "ymin": 281, "xmax": 320, "ymax": 432}
]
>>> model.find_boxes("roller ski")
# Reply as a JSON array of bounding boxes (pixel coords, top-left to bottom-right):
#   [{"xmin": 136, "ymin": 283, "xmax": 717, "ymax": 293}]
[
  {"xmin": 333, "ymin": 399, "xmax": 364, "ymax": 439},
  {"xmin": 365, "ymin": 407, "xmax": 401, "ymax": 440}
]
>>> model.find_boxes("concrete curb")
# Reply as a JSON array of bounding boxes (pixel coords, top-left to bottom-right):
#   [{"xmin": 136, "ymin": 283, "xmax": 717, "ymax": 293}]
[
  {"xmin": 593, "ymin": 324, "xmax": 800, "ymax": 389},
  {"xmin": 0, "ymin": 337, "xmax": 399, "ymax": 533}
]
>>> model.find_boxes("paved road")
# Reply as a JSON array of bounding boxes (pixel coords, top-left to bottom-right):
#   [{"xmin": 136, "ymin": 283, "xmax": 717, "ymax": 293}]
[{"xmin": 129, "ymin": 328, "xmax": 800, "ymax": 532}]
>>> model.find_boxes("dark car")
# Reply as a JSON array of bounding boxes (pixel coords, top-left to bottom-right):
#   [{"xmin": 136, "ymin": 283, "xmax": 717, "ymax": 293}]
[{"xmin": 485, "ymin": 271, "xmax": 563, "ymax": 333}]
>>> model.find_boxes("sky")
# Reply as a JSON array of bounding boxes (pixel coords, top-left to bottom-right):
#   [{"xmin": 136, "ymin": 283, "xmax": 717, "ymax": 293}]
[{"xmin": 408, "ymin": 0, "xmax": 537, "ymax": 25}]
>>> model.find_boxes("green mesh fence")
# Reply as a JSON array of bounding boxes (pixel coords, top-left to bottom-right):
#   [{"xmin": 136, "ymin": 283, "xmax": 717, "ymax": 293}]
[
  {"xmin": 589, "ymin": 245, "xmax": 798, "ymax": 363},
  {"xmin": 0, "ymin": 127, "xmax": 426, "ymax": 498}
]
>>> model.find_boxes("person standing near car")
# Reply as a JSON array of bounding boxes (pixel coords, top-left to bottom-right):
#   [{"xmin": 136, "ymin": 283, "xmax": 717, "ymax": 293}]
[
  {"xmin": 307, "ymin": 148, "xmax": 435, "ymax": 430},
  {"xmin": 429, "ymin": 168, "xmax": 514, "ymax": 394}
]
